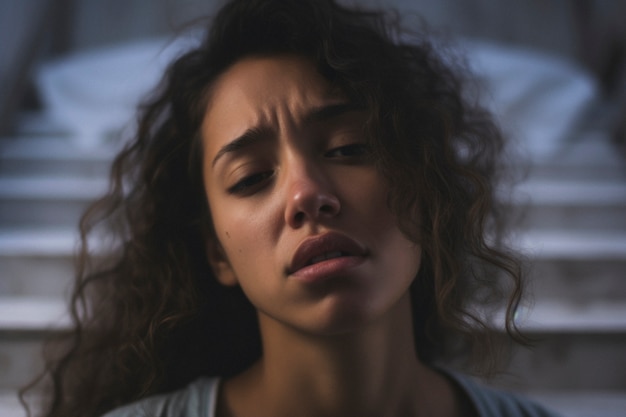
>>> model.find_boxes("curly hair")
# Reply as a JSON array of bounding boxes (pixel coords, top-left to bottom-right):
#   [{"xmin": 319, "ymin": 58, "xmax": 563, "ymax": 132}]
[{"xmin": 22, "ymin": 0, "xmax": 526, "ymax": 416}]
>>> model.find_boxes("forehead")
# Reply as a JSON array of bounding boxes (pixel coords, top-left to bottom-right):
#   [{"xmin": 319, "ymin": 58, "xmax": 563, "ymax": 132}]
[
  {"xmin": 207, "ymin": 54, "xmax": 339, "ymax": 107},
  {"xmin": 201, "ymin": 55, "xmax": 344, "ymax": 144}
]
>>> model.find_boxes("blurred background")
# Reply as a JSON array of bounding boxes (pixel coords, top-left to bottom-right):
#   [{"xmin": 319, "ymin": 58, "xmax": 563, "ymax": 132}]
[{"xmin": 0, "ymin": 1, "xmax": 625, "ymax": 416}]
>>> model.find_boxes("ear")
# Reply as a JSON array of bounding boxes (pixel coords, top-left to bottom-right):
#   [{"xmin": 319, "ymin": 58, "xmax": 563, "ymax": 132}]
[{"xmin": 206, "ymin": 239, "xmax": 239, "ymax": 287}]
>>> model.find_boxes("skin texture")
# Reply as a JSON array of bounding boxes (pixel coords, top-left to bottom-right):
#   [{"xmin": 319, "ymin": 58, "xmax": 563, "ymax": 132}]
[
  {"xmin": 201, "ymin": 55, "xmax": 472, "ymax": 417},
  {"xmin": 202, "ymin": 55, "xmax": 421, "ymax": 337}
]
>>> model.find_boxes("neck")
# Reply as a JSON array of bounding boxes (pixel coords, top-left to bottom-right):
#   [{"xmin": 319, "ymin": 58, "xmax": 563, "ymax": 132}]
[{"xmin": 219, "ymin": 294, "xmax": 461, "ymax": 417}]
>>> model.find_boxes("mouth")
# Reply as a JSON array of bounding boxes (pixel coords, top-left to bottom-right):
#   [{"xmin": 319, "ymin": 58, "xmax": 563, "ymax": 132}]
[
  {"xmin": 306, "ymin": 251, "xmax": 350, "ymax": 266},
  {"xmin": 288, "ymin": 232, "xmax": 367, "ymax": 275}
]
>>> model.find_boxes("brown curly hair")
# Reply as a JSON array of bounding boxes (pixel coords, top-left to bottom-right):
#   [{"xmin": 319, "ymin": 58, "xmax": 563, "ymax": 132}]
[{"xmin": 22, "ymin": 0, "xmax": 526, "ymax": 416}]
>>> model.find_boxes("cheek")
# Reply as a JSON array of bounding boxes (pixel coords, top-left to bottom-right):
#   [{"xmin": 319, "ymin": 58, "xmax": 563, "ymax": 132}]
[
  {"xmin": 212, "ymin": 203, "xmax": 278, "ymax": 268},
  {"xmin": 360, "ymin": 177, "xmax": 421, "ymax": 275},
  {"xmin": 354, "ymin": 176, "xmax": 393, "ymax": 227}
]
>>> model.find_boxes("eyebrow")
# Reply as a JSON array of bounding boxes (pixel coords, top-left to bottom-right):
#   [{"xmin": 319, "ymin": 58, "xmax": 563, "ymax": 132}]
[
  {"xmin": 211, "ymin": 101, "xmax": 361, "ymax": 168},
  {"xmin": 211, "ymin": 126, "xmax": 270, "ymax": 168}
]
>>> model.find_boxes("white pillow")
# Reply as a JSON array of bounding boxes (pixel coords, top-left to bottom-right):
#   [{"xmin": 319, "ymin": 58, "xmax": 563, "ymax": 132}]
[
  {"xmin": 36, "ymin": 34, "xmax": 200, "ymax": 147},
  {"xmin": 460, "ymin": 39, "xmax": 598, "ymax": 160}
]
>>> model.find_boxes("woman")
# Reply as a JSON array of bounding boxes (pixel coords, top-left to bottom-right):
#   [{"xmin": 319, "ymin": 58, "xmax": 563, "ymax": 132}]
[{"xmin": 24, "ymin": 0, "xmax": 562, "ymax": 416}]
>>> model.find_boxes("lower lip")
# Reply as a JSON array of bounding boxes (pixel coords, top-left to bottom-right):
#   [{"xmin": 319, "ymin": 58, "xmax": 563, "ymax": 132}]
[{"xmin": 290, "ymin": 256, "xmax": 366, "ymax": 284}]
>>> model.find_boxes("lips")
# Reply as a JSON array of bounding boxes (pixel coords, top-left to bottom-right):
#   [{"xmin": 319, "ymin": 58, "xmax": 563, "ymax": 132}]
[
  {"xmin": 288, "ymin": 232, "xmax": 367, "ymax": 276},
  {"xmin": 307, "ymin": 251, "xmax": 345, "ymax": 265}
]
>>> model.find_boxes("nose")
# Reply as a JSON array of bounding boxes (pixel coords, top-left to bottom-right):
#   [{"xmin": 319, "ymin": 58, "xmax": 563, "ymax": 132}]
[{"xmin": 284, "ymin": 162, "xmax": 341, "ymax": 228}]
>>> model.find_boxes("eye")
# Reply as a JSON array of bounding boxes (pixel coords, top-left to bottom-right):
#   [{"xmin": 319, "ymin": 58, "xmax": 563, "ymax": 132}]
[
  {"xmin": 325, "ymin": 143, "xmax": 370, "ymax": 158},
  {"xmin": 227, "ymin": 171, "xmax": 274, "ymax": 195}
]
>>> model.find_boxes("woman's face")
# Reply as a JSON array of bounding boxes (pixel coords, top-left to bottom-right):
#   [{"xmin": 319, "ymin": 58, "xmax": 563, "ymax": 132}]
[{"xmin": 201, "ymin": 55, "xmax": 421, "ymax": 335}]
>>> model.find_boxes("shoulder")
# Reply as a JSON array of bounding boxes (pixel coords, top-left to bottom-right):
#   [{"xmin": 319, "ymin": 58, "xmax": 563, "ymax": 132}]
[
  {"xmin": 447, "ymin": 371, "xmax": 564, "ymax": 417},
  {"xmin": 101, "ymin": 377, "xmax": 219, "ymax": 417}
]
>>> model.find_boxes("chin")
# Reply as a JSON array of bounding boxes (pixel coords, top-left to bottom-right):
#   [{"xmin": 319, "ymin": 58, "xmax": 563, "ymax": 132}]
[{"xmin": 295, "ymin": 292, "xmax": 395, "ymax": 337}]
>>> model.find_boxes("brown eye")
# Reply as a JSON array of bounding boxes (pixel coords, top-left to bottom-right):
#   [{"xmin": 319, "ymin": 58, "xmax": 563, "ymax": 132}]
[{"xmin": 227, "ymin": 171, "xmax": 274, "ymax": 195}]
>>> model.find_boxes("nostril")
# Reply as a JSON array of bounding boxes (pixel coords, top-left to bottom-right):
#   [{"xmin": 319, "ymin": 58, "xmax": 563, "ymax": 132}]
[
  {"xmin": 293, "ymin": 212, "xmax": 305, "ymax": 224},
  {"xmin": 319, "ymin": 204, "xmax": 335, "ymax": 214}
]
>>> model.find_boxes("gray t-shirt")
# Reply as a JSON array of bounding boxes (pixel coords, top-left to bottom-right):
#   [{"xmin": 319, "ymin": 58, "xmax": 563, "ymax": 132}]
[{"xmin": 102, "ymin": 372, "xmax": 562, "ymax": 417}]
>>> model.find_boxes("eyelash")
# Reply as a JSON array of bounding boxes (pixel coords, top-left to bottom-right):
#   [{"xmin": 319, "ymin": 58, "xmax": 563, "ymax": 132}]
[
  {"xmin": 324, "ymin": 143, "xmax": 369, "ymax": 158},
  {"xmin": 227, "ymin": 143, "xmax": 370, "ymax": 195},
  {"xmin": 227, "ymin": 171, "xmax": 274, "ymax": 195}
]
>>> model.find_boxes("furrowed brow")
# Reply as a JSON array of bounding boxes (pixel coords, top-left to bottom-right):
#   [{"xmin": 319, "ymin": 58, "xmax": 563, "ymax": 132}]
[
  {"xmin": 212, "ymin": 127, "xmax": 270, "ymax": 168},
  {"xmin": 211, "ymin": 103, "xmax": 362, "ymax": 168}
]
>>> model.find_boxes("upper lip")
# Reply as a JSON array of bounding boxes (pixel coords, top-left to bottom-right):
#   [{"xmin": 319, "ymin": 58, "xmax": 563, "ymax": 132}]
[{"xmin": 288, "ymin": 232, "xmax": 367, "ymax": 274}]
